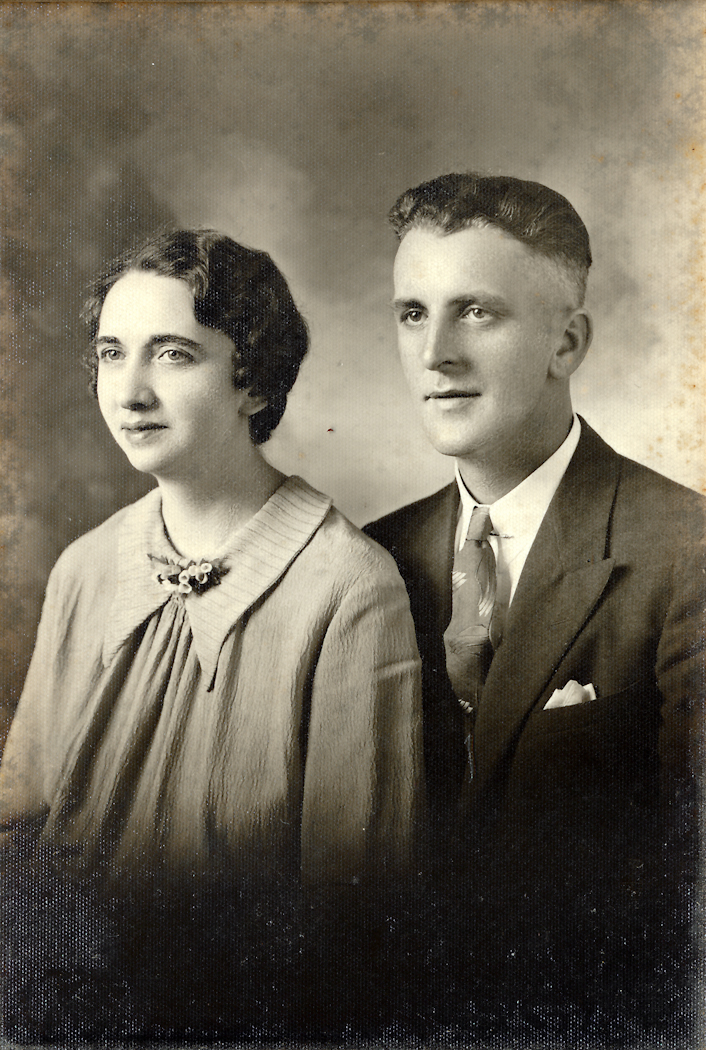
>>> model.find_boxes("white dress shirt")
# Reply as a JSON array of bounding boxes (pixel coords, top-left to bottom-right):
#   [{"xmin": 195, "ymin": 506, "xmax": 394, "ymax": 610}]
[{"xmin": 455, "ymin": 416, "xmax": 581, "ymax": 643}]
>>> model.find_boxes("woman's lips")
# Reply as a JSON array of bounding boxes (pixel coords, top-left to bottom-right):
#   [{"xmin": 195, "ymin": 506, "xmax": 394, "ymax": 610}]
[
  {"xmin": 122, "ymin": 423, "xmax": 167, "ymax": 443},
  {"xmin": 122, "ymin": 422, "xmax": 167, "ymax": 429}
]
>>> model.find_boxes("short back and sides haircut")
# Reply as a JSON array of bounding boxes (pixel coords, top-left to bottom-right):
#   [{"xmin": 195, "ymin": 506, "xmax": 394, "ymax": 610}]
[
  {"xmin": 83, "ymin": 230, "xmax": 309, "ymax": 444},
  {"xmin": 389, "ymin": 173, "xmax": 592, "ymax": 307}
]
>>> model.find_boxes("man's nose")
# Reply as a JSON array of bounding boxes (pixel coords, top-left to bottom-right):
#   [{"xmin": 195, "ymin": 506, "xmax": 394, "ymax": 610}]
[{"xmin": 421, "ymin": 318, "xmax": 459, "ymax": 371}]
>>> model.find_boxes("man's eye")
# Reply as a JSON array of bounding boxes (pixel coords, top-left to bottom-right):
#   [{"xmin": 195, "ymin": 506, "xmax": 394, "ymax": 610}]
[
  {"xmin": 98, "ymin": 346, "xmax": 122, "ymax": 361},
  {"xmin": 464, "ymin": 306, "xmax": 490, "ymax": 320},
  {"xmin": 401, "ymin": 309, "xmax": 425, "ymax": 326}
]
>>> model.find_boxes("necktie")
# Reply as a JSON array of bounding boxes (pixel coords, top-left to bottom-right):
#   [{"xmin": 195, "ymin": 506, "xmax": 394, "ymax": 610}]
[{"xmin": 443, "ymin": 505, "xmax": 497, "ymax": 775}]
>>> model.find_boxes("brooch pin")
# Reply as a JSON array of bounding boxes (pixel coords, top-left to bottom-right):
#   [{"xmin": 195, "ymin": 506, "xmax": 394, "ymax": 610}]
[{"xmin": 148, "ymin": 555, "xmax": 227, "ymax": 595}]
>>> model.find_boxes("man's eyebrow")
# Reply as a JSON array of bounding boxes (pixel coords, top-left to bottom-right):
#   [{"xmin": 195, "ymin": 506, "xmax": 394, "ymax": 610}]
[
  {"xmin": 450, "ymin": 294, "xmax": 508, "ymax": 312},
  {"xmin": 390, "ymin": 294, "xmax": 509, "ymax": 312}
]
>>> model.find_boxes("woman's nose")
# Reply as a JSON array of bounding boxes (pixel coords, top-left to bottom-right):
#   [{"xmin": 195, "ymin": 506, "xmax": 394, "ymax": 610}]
[{"xmin": 119, "ymin": 361, "xmax": 158, "ymax": 410}]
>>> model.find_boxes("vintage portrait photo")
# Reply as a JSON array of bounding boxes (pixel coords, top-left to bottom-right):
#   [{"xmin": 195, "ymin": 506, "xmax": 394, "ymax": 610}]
[{"xmin": 0, "ymin": 2, "xmax": 703, "ymax": 1047}]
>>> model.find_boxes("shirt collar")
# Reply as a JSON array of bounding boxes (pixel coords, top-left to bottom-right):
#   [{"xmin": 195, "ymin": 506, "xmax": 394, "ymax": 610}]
[
  {"xmin": 455, "ymin": 415, "xmax": 582, "ymax": 543},
  {"xmin": 103, "ymin": 476, "xmax": 333, "ymax": 687}
]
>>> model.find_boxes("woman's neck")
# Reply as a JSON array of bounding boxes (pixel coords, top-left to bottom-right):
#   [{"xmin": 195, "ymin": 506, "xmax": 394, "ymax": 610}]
[{"xmin": 157, "ymin": 452, "xmax": 285, "ymax": 561}]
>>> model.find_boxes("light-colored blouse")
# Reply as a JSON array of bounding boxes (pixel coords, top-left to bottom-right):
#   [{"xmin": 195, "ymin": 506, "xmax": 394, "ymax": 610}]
[{"xmin": 0, "ymin": 476, "xmax": 423, "ymax": 890}]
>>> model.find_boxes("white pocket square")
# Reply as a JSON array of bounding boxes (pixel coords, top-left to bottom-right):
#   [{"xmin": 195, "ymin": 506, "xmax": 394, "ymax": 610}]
[{"xmin": 543, "ymin": 680, "xmax": 596, "ymax": 710}]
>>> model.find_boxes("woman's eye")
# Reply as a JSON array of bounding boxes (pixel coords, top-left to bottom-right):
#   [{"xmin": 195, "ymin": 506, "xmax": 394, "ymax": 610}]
[{"xmin": 160, "ymin": 347, "xmax": 192, "ymax": 363}]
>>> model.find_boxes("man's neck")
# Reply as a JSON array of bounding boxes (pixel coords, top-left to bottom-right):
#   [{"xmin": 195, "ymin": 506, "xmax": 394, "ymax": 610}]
[{"xmin": 457, "ymin": 414, "xmax": 575, "ymax": 505}]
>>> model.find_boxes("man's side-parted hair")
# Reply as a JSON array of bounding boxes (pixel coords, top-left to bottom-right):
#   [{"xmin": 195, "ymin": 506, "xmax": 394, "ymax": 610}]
[
  {"xmin": 389, "ymin": 173, "xmax": 592, "ymax": 306},
  {"xmin": 82, "ymin": 230, "xmax": 309, "ymax": 444}
]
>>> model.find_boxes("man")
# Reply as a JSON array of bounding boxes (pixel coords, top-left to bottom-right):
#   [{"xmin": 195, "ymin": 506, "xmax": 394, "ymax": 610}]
[{"xmin": 366, "ymin": 174, "xmax": 704, "ymax": 1042}]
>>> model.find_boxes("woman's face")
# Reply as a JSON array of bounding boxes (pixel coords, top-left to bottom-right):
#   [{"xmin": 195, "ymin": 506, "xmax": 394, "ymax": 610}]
[{"xmin": 96, "ymin": 271, "xmax": 258, "ymax": 485}]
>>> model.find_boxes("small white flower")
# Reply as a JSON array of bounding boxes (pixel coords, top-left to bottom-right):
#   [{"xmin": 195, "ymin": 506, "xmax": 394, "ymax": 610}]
[
  {"xmin": 149, "ymin": 553, "xmax": 223, "ymax": 596},
  {"xmin": 193, "ymin": 562, "xmax": 212, "ymax": 584}
]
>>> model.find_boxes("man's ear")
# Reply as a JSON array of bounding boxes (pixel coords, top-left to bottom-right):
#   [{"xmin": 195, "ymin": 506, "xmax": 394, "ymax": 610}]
[
  {"xmin": 549, "ymin": 308, "xmax": 593, "ymax": 380},
  {"xmin": 239, "ymin": 391, "xmax": 268, "ymax": 417}
]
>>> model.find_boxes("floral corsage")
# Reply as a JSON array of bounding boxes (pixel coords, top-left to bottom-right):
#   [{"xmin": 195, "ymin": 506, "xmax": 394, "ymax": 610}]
[{"xmin": 148, "ymin": 555, "xmax": 227, "ymax": 596}]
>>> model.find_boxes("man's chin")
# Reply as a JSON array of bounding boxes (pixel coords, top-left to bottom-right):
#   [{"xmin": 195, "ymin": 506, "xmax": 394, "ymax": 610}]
[{"xmin": 422, "ymin": 427, "xmax": 480, "ymax": 461}]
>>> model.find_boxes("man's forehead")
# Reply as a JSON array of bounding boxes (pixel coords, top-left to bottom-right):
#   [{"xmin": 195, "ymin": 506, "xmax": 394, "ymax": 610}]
[
  {"xmin": 394, "ymin": 223, "xmax": 536, "ymax": 286},
  {"xmin": 392, "ymin": 223, "xmax": 573, "ymax": 308}
]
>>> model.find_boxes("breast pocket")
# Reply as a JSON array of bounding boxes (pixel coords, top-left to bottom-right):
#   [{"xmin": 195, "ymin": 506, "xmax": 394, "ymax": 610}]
[
  {"xmin": 516, "ymin": 676, "xmax": 661, "ymax": 807},
  {"xmin": 538, "ymin": 676, "xmax": 657, "ymax": 734}
]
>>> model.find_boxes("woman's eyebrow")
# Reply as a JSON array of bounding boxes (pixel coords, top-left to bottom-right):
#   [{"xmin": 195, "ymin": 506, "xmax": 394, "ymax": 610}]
[
  {"xmin": 150, "ymin": 335, "xmax": 204, "ymax": 351},
  {"xmin": 93, "ymin": 334, "xmax": 205, "ymax": 351}
]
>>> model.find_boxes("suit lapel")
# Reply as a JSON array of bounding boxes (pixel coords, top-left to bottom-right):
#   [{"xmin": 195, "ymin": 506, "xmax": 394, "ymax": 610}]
[
  {"xmin": 404, "ymin": 483, "xmax": 465, "ymax": 805},
  {"xmin": 472, "ymin": 423, "xmax": 620, "ymax": 795},
  {"xmin": 390, "ymin": 482, "xmax": 458, "ymax": 640},
  {"xmin": 419, "ymin": 484, "xmax": 458, "ymax": 638}
]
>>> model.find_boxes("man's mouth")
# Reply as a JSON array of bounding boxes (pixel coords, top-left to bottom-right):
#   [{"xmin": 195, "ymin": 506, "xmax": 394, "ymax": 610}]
[
  {"xmin": 122, "ymin": 423, "xmax": 167, "ymax": 431},
  {"xmin": 425, "ymin": 391, "xmax": 480, "ymax": 401}
]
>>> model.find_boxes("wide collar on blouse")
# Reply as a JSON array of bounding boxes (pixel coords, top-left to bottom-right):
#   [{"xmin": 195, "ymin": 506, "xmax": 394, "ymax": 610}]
[{"xmin": 103, "ymin": 475, "xmax": 333, "ymax": 688}]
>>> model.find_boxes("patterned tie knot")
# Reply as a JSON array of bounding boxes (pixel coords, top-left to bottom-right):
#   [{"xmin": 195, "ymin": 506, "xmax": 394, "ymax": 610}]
[{"xmin": 466, "ymin": 504, "xmax": 493, "ymax": 546}]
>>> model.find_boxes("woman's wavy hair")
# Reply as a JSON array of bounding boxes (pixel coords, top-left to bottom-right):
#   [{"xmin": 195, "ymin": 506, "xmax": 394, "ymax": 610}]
[{"xmin": 82, "ymin": 230, "xmax": 309, "ymax": 444}]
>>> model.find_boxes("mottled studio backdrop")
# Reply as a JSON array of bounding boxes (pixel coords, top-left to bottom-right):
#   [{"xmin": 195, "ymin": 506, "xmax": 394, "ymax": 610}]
[{"xmin": 0, "ymin": 1, "xmax": 703, "ymax": 727}]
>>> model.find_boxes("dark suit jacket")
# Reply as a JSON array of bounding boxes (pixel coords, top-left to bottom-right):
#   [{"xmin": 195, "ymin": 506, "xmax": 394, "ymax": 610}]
[{"xmin": 366, "ymin": 421, "xmax": 705, "ymax": 1039}]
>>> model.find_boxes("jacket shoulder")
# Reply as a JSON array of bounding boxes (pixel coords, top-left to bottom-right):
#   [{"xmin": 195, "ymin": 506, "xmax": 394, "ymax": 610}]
[
  {"xmin": 569, "ymin": 423, "xmax": 706, "ymax": 563},
  {"xmin": 579, "ymin": 419, "xmax": 703, "ymax": 500},
  {"xmin": 617, "ymin": 453, "xmax": 704, "ymax": 501},
  {"xmin": 612, "ymin": 453, "xmax": 706, "ymax": 542},
  {"xmin": 364, "ymin": 484, "xmax": 457, "ymax": 552}
]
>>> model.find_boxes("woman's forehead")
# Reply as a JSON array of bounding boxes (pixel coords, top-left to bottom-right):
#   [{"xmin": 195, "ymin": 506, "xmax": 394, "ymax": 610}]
[{"xmin": 98, "ymin": 272, "xmax": 198, "ymax": 337}]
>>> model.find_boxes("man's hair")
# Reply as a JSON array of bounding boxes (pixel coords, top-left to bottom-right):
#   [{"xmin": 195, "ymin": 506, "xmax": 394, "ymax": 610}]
[
  {"xmin": 82, "ymin": 229, "xmax": 309, "ymax": 444},
  {"xmin": 389, "ymin": 173, "xmax": 592, "ymax": 306}
]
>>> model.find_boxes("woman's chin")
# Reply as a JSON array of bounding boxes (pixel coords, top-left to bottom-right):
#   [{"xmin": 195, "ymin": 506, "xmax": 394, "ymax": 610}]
[{"xmin": 120, "ymin": 448, "xmax": 170, "ymax": 478}]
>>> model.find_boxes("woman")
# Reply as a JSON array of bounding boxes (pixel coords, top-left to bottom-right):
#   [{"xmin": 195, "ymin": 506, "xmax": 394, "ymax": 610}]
[{"xmin": 0, "ymin": 231, "xmax": 422, "ymax": 1040}]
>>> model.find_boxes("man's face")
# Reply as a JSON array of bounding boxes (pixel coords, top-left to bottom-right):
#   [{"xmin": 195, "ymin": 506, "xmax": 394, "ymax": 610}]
[
  {"xmin": 96, "ymin": 271, "xmax": 253, "ymax": 484},
  {"xmin": 392, "ymin": 223, "xmax": 578, "ymax": 465}
]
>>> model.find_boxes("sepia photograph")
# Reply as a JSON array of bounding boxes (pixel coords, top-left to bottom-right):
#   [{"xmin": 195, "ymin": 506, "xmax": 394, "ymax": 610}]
[{"xmin": 0, "ymin": 2, "xmax": 703, "ymax": 1047}]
